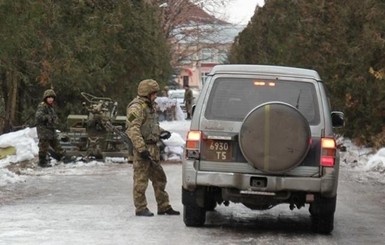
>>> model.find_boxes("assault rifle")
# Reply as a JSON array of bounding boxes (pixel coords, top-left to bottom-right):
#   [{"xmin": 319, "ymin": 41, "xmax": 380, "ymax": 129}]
[
  {"xmin": 103, "ymin": 120, "xmax": 134, "ymax": 156},
  {"xmin": 103, "ymin": 119, "xmax": 168, "ymax": 165}
]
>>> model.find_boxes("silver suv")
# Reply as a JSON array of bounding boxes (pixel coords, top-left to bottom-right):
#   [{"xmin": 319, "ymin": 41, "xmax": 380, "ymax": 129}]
[{"xmin": 182, "ymin": 65, "xmax": 344, "ymax": 234}]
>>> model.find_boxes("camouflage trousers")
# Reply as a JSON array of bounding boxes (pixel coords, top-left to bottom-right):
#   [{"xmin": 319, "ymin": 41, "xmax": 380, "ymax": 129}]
[
  {"xmin": 133, "ymin": 159, "xmax": 171, "ymax": 213},
  {"xmin": 38, "ymin": 138, "xmax": 64, "ymax": 164}
]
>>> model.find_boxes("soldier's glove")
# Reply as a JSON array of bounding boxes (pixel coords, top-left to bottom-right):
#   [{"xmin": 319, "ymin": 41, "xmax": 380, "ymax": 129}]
[
  {"xmin": 160, "ymin": 130, "xmax": 171, "ymax": 140},
  {"xmin": 139, "ymin": 150, "xmax": 151, "ymax": 160}
]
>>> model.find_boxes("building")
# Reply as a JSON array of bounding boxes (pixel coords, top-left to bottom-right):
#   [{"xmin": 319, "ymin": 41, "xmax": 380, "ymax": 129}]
[
  {"xmin": 164, "ymin": 1, "xmax": 243, "ymax": 89},
  {"xmin": 175, "ymin": 25, "xmax": 242, "ymax": 89}
]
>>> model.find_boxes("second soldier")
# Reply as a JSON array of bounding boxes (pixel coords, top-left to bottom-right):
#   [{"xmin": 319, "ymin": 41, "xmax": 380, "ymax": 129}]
[{"xmin": 126, "ymin": 79, "xmax": 180, "ymax": 217}]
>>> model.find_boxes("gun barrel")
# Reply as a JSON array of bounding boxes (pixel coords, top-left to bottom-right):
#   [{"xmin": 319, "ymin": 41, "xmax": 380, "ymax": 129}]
[{"xmin": 103, "ymin": 120, "xmax": 134, "ymax": 155}]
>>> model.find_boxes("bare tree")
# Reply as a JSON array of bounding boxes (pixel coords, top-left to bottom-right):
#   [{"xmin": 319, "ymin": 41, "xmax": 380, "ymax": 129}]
[{"xmin": 148, "ymin": 0, "xmax": 238, "ymax": 71}]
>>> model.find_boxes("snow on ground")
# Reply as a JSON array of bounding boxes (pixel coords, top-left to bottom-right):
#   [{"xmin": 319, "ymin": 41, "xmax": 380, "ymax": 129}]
[
  {"xmin": 0, "ymin": 120, "xmax": 190, "ymax": 187},
  {"xmin": 338, "ymin": 137, "xmax": 385, "ymax": 184},
  {"xmin": 0, "ymin": 120, "xmax": 384, "ymax": 187}
]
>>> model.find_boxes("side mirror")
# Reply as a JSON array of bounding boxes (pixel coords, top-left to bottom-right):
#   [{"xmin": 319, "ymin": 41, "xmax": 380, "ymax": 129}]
[{"xmin": 331, "ymin": 111, "xmax": 344, "ymax": 128}]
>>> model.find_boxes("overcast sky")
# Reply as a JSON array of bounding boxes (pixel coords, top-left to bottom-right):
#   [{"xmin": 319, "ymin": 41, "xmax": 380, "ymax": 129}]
[{"xmin": 223, "ymin": 0, "xmax": 265, "ymax": 25}]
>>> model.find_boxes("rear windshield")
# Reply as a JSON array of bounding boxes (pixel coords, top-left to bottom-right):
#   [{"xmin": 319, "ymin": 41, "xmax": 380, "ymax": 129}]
[{"xmin": 205, "ymin": 78, "xmax": 320, "ymax": 125}]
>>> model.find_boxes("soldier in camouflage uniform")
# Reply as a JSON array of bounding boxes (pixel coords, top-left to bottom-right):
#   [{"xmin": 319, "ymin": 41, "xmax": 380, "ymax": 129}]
[
  {"xmin": 35, "ymin": 89, "xmax": 65, "ymax": 167},
  {"xmin": 126, "ymin": 79, "xmax": 180, "ymax": 217},
  {"xmin": 161, "ymin": 86, "xmax": 169, "ymax": 97},
  {"xmin": 183, "ymin": 84, "xmax": 193, "ymax": 119}
]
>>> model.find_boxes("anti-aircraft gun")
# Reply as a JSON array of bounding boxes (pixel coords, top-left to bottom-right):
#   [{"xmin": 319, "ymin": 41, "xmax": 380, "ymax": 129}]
[{"xmin": 58, "ymin": 92, "xmax": 132, "ymax": 160}]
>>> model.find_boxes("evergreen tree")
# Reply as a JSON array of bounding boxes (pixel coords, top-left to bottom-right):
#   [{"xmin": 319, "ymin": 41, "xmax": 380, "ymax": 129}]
[
  {"xmin": 229, "ymin": 0, "xmax": 385, "ymax": 146},
  {"xmin": 0, "ymin": 0, "xmax": 172, "ymax": 132}
]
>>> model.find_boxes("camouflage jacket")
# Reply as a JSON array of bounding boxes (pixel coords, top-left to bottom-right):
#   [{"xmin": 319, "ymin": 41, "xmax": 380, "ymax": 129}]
[
  {"xmin": 126, "ymin": 96, "xmax": 163, "ymax": 161},
  {"xmin": 35, "ymin": 101, "xmax": 59, "ymax": 139},
  {"xmin": 184, "ymin": 88, "xmax": 193, "ymax": 105}
]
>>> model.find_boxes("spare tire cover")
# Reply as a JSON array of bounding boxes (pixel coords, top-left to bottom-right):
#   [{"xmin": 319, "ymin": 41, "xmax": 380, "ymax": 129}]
[{"xmin": 239, "ymin": 102, "xmax": 311, "ymax": 174}]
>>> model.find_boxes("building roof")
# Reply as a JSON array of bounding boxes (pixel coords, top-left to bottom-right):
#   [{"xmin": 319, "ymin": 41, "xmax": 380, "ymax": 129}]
[
  {"xmin": 147, "ymin": 0, "xmax": 229, "ymax": 25},
  {"xmin": 182, "ymin": 2, "xmax": 228, "ymax": 25}
]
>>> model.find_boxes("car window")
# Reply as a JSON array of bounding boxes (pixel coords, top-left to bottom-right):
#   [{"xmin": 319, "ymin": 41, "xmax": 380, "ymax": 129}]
[{"xmin": 204, "ymin": 78, "xmax": 320, "ymax": 125}]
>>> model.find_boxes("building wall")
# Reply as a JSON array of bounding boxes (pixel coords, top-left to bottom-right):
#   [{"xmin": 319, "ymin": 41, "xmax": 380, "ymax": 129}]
[{"xmin": 174, "ymin": 42, "xmax": 232, "ymax": 89}]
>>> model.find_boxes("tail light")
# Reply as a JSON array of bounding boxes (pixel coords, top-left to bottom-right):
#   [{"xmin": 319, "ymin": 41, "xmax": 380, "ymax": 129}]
[
  {"xmin": 320, "ymin": 138, "xmax": 336, "ymax": 167},
  {"xmin": 186, "ymin": 130, "xmax": 201, "ymax": 159}
]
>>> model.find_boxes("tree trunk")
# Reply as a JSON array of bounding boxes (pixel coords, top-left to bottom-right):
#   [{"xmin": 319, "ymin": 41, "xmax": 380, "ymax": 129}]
[{"xmin": 3, "ymin": 70, "xmax": 18, "ymax": 133}]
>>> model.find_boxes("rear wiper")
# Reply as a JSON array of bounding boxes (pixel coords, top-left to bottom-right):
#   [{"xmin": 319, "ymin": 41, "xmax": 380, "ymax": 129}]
[{"xmin": 296, "ymin": 89, "xmax": 302, "ymax": 109}]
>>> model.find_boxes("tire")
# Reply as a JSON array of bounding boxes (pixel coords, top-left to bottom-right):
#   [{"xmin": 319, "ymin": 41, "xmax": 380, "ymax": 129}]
[
  {"xmin": 309, "ymin": 196, "xmax": 337, "ymax": 234},
  {"xmin": 311, "ymin": 213, "xmax": 334, "ymax": 234},
  {"xmin": 239, "ymin": 102, "xmax": 311, "ymax": 173},
  {"xmin": 183, "ymin": 205, "xmax": 206, "ymax": 227}
]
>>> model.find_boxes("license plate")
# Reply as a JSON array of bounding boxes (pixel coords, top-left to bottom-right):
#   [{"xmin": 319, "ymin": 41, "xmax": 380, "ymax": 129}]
[{"xmin": 203, "ymin": 140, "xmax": 233, "ymax": 161}]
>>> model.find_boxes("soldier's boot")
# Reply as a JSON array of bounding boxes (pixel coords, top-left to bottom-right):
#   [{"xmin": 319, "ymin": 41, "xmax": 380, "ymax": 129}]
[
  {"xmin": 61, "ymin": 155, "xmax": 75, "ymax": 164},
  {"xmin": 136, "ymin": 208, "xmax": 154, "ymax": 217},
  {"xmin": 157, "ymin": 207, "xmax": 180, "ymax": 215},
  {"xmin": 49, "ymin": 149, "xmax": 74, "ymax": 164},
  {"xmin": 38, "ymin": 153, "xmax": 50, "ymax": 168},
  {"xmin": 48, "ymin": 148, "xmax": 63, "ymax": 162}
]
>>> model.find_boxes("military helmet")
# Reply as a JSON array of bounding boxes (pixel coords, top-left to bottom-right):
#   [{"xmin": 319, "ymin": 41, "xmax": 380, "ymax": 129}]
[
  {"xmin": 164, "ymin": 86, "xmax": 169, "ymax": 91},
  {"xmin": 138, "ymin": 79, "xmax": 160, "ymax": 96},
  {"xmin": 43, "ymin": 89, "xmax": 56, "ymax": 100}
]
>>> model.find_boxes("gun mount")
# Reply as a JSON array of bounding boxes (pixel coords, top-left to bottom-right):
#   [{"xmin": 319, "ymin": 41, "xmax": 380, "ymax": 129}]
[{"xmin": 58, "ymin": 92, "xmax": 130, "ymax": 160}]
